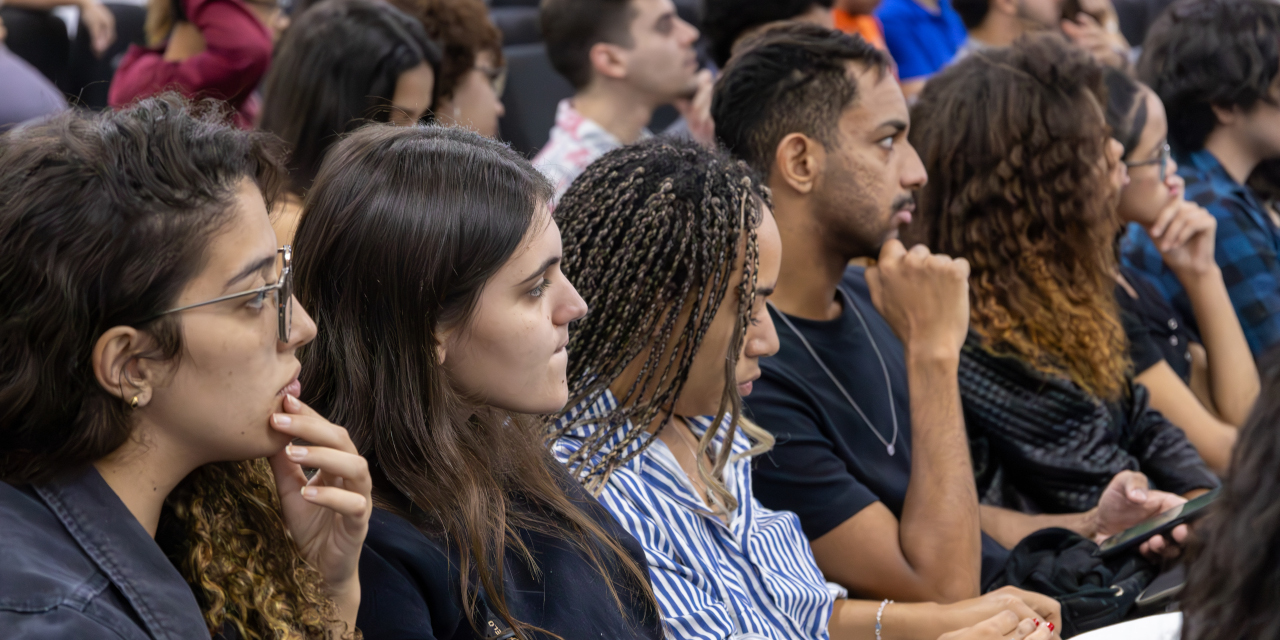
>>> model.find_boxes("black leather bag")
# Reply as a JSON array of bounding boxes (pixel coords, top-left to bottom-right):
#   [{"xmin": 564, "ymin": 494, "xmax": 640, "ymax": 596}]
[{"xmin": 985, "ymin": 528, "xmax": 1158, "ymax": 638}]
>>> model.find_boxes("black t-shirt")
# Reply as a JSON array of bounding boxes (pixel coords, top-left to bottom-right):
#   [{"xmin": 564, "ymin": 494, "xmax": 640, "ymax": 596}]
[
  {"xmin": 1116, "ymin": 266, "xmax": 1198, "ymax": 382},
  {"xmin": 356, "ymin": 467, "xmax": 662, "ymax": 640},
  {"xmin": 744, "ymin": 266, "xmax": 1009, "ymax": 588}
]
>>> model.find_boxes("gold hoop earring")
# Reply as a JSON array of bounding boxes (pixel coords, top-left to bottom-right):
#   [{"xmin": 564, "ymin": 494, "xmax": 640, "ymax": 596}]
[{"xmin": 130, "ymin": 396, "xmax": 139, "ymax": 409}]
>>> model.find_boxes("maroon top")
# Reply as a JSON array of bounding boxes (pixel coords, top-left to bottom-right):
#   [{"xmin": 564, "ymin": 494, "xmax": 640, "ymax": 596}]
[{"xmin": 108, "ymin": 0, "xmax": 271, "ymax": 129}]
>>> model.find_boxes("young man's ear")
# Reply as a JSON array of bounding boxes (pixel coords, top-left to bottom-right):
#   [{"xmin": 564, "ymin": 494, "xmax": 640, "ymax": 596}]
[
  {"xmin": 588, "ymin": 41, "xmax": 630, "ymax": 82},
  {"xmin": 93, "ymin": 326, "xmax": 159, "ymax": 408},
  {"xmin": 773, "ymin": 133, "xmax": 825, "ymax": 196},
  {"xmin": 1210, "ymin": 103, "xmax": 1242, "ymax": 128}
]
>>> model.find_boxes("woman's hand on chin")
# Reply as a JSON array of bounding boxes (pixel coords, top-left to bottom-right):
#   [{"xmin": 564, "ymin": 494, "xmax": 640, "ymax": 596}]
[{"xmin": 268, "ymin": 394, "xmax": 372, "ymax": 629}]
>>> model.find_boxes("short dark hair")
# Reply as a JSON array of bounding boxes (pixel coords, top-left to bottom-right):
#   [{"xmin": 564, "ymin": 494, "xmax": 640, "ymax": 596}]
[
  {"xmin": 711, "ymin": 23, "xmax": 890, "ymax": 177},
  {"xmin": 702, "ymin": 0, "xmax": 834, "ymax": 67},
  {"xmin": 951, "ymin": 0, "xmax": 990, "ymax": 30},
  {"xmin": 1103, "ymin": 67, "xmax": 1148, "ymax": 162},
  {"xmin": 260, "ymin": 0, "xmax": 442, "ymax": 194},
  {"xmin": 541, "ymin": 0, "xmax": 635, "ymax": 90},
  {"xmin": 1137, "ymin": 0, "xmax": 1280, "ymax": 155}
]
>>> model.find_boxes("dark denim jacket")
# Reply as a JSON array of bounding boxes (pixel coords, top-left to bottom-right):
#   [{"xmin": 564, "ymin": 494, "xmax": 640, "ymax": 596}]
[{"xmin": 0, "ymin": 466, "xmax": 211, "ymax": 639}]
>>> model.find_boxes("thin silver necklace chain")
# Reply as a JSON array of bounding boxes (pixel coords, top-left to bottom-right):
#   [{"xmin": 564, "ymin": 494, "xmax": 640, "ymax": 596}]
[{"xmin": 768, "ymin": 285, "xmax": 899, "ymax": 456}]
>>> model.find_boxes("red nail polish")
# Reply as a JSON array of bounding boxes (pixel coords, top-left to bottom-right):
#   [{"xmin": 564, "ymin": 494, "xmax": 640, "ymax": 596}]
[
  {"xmin": 1048, "ymin": 622, "xmax": 1055, "ymax": 632},
  {"xmin": 1034, "ymin": 619, "xmax": 1041, "ymax": 627}
]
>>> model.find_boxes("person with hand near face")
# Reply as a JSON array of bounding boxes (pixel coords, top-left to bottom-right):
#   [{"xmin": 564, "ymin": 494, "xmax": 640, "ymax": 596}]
[
  {"xmin": 390, "ymin": 0, "xmax": 507, "ymax": 139},
  {"xmin": 550, "ymin": 137, "xmax": 1061, "ymax": 640},
  {"xmin": 0, "ymin": 96, "xmax": 371, "ymax": 639},
  {"xmin": 1104, "ymin": 69, "xmax": 1260, "ymax": 474},
  {"xmin": 108, "ymin": 0, "xmax": 282, "ymax": 129},
  {"xmin": 292, "ymin": 124, "xmax": 662, "ymax": 640},
  {"xmin": 536, "ymin": 0, "xmax": 705, "ymax": 204},
  {"xmin": 910, "ymin": 34, "xmax": 1218, "ymax": 557},
  {"xmin": 1124, "ymin": 0, "xmax": 1280, "ymax": 358},
  {"xmin": 259, "ymin": 0, "xmax": 441, "ymax": 247}
]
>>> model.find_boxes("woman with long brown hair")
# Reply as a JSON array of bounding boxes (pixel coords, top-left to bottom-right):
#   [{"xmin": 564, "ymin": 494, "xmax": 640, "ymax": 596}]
[
  {"xmin": 908, "ymin": 34, "xmax": 1218, "ymax": 549},
  {"xmin": 0, "ymin": 96, "xmax": 372, "ymax": 639},
  {"xmin": 292, "ymin": 124, "xmax": 660, "ymax": 640}
]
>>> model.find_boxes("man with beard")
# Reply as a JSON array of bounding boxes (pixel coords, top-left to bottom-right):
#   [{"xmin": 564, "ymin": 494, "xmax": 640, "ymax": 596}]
[{"xmin": 712, "ymin": 23, "xmax": 1185, "ymax": 604}]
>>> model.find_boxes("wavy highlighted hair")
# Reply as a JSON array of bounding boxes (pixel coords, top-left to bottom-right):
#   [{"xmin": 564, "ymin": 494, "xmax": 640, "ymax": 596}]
[{"xmin": 909, "ymin": 34, "xmax": 1129, "ymax": 400}]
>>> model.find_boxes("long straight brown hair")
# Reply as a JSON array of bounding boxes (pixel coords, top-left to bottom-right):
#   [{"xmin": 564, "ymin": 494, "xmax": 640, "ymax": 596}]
[{"xmin": 292, "ymin": 124, "xmax": 656, "ymax": 638}]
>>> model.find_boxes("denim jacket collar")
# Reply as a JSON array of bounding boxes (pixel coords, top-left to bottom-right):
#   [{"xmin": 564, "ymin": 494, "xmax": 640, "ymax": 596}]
[{"xmin": 34, "ymin": 466, "xmax": 211, "ymax": 640}]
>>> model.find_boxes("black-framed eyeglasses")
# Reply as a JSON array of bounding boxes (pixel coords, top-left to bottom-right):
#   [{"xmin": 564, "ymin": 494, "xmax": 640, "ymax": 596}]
[
  {"xmin": 1124, "ymin": 142, "xmax": 1171, "ymax": 182},
  {"xmin": 147, "ymin": 246, "xmax": 293, "ymax": 342}
]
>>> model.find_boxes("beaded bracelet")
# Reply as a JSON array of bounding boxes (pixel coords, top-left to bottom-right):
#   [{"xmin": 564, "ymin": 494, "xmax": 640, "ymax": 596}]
[{"xmin": 876, "ymin": 599, "xmax": 894, "ymax": 640}]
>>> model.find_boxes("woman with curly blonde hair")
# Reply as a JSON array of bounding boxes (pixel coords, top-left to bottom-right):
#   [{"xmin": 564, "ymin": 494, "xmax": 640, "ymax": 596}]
[
  {"xmin": 0, "ymin": 96, "xmax": 372, "ymax": 639},
  {"xmin": 907, "ymin": 34, "xmax": 1218, "ymax": 550}
]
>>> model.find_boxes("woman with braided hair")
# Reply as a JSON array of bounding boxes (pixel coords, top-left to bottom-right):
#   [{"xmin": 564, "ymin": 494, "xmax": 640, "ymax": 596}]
[{"xmin": 551, "ymin": 136, "xmax": 1062, "ymax": 640}]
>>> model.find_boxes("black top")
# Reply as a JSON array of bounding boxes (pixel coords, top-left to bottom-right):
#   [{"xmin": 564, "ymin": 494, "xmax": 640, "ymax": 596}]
[
  {"xmin": 960, "ymin": 336, "xmax": 1219, "ymax": 514},
  {"xmin": 357, "ymin": 465, "xmax": 662, "ymax": 640},
  {"xmin": 1116, "ymin": 266, "xmax": 1198, "ymax": 382},
  {"xmin": 0, "ymin": 467, "xmax": 211, "ymax": 639},
  {"xmin": 744, "ymin": 266, "xmax": 1010, "ymax": 587}
]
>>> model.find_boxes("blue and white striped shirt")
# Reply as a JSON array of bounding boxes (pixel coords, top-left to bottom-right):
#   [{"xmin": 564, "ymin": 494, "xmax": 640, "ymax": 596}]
[{"xmin": 553, "ymin": 391, "xmax": 844, "ymax": 640}]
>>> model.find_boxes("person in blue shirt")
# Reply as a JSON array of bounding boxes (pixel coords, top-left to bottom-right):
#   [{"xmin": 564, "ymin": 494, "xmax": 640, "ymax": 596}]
[
  {"xmin": 875, "ymin": 0, "xmax": 967, "ymax": 96},
  {"xmin": 1123, "ymin": 0, "xmax": 1280, "ymax": 357}
]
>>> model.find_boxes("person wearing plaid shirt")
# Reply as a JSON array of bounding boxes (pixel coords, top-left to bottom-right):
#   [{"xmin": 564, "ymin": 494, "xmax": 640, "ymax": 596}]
[
  {"xmin": 1121, "ymin": 150, "xmax": 1280, "ymax": 356},
  {"xmin": 1121, "ymin": 0, "xmax": 1280, "ymax": 357}
]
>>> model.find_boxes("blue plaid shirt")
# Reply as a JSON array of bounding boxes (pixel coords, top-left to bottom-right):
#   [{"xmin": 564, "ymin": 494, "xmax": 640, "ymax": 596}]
[{"xmin": 1121, "ymin": 149, "xmax": 1280, "ymax": 356}]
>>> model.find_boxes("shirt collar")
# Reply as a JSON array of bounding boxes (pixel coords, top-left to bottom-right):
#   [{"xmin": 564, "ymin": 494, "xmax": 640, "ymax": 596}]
[
  {"xmin": 1185, "ymin": 148, "xmax": 1270, "ymax": 215},
  {"xmin": 34, "ymin": 467, "xmax": 210, "ymax": 640}
]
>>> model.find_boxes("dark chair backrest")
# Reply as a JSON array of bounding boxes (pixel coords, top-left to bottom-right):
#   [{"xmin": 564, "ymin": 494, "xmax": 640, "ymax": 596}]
[
  {"xmin": 490, "ymin": 6, "xmax": 541, "ymax": 46},
  {"xmin": 498, "ymin": 41, "xmax": 573, "ymax": 157},
  {"xmin": 0, "ymin": 6, "xmax": 71, "ymax": 83},
  {"xmin": 61, "ymin": 3, "xmax": 147, "ymax": 109}
]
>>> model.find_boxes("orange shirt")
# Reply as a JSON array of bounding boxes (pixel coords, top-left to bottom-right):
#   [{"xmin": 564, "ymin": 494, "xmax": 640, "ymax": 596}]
[{"xmin": 832, "ymin": 8, "xmax": 887, "ymax": 51}]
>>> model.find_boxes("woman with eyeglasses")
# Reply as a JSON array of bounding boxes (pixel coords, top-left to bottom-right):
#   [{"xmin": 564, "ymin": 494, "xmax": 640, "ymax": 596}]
[
  {"xmin": 292, "ymin": 124, "xmax": 662, "ymax": 640},
  {"xmin": 389, "ymin": 0, "xmax": 507, "ymax": 139},
  {"xmin": 260, "ymin": 0, "xmax": 442, "ymax": 247},
  {"xmin": 0, "ymin": 96, "xmax": 372, "ymax": 638},
  {"xmin": 1105, "ymin": 68, "xmax": 1259, "ymax": 474},
  {"xmin": 109, "ymin": 0, "xmax": 287, "ymax": 129}
]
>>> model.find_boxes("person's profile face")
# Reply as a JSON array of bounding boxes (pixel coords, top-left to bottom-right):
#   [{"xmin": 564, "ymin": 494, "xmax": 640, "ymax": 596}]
[
  {"xmin": 812, "ymin": 64, "xmax": 927, "ymax": 258},
  {"xmin": 437, "ymin": 50, "xmax": 505, "ymax": 138},
  {"xmin": 388, "ymin": 62, "xmax": 436, "ymax": 126},
  {"xmin": 1239, "ymin": 74, "xmax": 1280, "ymax": 160},
  {"xmin": 439, "ymin": 205, "xmax": 588, "ymax": 415},
  {"xmin": 619, "ymin": 0, "xmax": 701, "ymax": 101},
  {"xmin": 1118, "ymin": 90, "xmax": 1182, "ymax": 226},
  {"xmin": 132, "ymin": 178, "xmax": 318, "ymax": 466}
]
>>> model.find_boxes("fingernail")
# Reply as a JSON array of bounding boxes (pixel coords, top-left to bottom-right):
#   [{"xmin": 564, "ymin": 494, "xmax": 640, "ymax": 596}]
[
  {"xmin": 285, "ymin": 394, "xmax": 300, "ymax": 410},
  {"xmin": 273, "ymin": 414, "xmax": 292, "ymax": 428},
  {"xmin": 1034, "ymin": 619, "xmax": 1040, "ymax": 627},
  {"xmin": 302, "ymin": 487, "xmax": 318, "ymax": 498},
  {"xmin": 286, "ymin": 445, "xmax": 307, "ymax": 460},
  {"xmin": 1048, "ymin": 622, "xmax": 1055, "ymax": 632}
]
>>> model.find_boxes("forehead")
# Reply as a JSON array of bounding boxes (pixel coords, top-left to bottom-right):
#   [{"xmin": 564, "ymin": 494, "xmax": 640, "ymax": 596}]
[
  {"xmin": 627, "ymin": 0, "xmax": 675, "ymax": 25},
  {"xmin": 839, "ymin": 64, "xmax": 908, "ymax": 133}
]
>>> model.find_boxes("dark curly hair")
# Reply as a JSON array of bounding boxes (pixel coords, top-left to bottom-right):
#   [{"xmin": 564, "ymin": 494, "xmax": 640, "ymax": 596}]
[
  {"xmin": 1137, "ymin": 0, "xmax": 1280, "ymax": 156},
  {"xmin": 909, "ymin": 34, "xmax": 1129, "ymax": 401},
  {"xmin": 549, "ymin": 137, "xmax": 772, "ymax": 515},
  {"xmin": 389, "ymin": 0, "xmax": 504, "ymax": 105},
  {"xmin": 1181, "ymin": 347, "xmax": 1280, "ymax": 640},
  {"xmin": 0, "ymin": 95, "xmax": 347, "ymax": 639}
]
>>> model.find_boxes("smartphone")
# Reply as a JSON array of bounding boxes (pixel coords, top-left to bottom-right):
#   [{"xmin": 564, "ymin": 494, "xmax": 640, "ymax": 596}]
[{"xmin": 1093, "ymin": 487, "xmax": 1221, "ymax": 558}]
